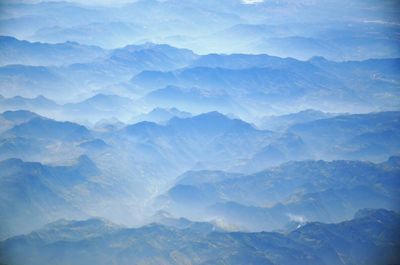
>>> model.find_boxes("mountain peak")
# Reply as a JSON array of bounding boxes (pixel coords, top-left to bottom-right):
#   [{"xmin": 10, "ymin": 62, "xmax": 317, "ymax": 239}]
[
  {"xmin": 76, "ymin": 155, "xmax": 99, "ymax": 176},
  {"xmin": 354, "ymin": 208, "xmax": 398, "ymax": 221},
  {"xmin": 167, "ymin": 111, "xmax": 228, "ymax": 126},
  {"xmin": 0, "ymin": 157, "xmax": 25, "ymax": 168},
  {"xmin": 1, "ymin": 110, "xmax": 40, "ymax": 122},
  {"xmin": 7, "ymin": 117, "xmax": 91, "ymax": 141},
  {"xmin": 196, "ymin": 111, "xmax": 227, "ymax": 119}
]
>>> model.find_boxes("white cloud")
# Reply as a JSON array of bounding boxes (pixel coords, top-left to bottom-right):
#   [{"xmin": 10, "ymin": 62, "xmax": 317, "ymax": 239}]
[
  {"xmin": 242, "ymin": 0, "xmax": 264, "ymax": 4},
  {"xmin": 286, "ymin": 213, "xmax": 307, "ymax": 223}
]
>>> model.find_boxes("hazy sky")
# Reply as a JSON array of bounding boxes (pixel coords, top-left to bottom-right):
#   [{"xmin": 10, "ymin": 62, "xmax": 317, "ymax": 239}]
[{"xmin": 7, "ymin": 0, "xmax": 265, "ymax": 5}]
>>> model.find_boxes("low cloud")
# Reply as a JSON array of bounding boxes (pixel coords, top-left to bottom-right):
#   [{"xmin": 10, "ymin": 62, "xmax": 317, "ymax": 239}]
[{"xmin": 286, "ymin": 213, "xmax": 307, "ymax": 223}]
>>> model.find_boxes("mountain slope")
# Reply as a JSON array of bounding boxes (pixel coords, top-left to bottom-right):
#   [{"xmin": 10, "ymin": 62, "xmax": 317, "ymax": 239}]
[
  {"xmin": 160, "ymin": 157, "xmax": 400, "ymax": 230},
  {"xmin": 0, "ymin": 156, "xmax": 98, "ymax": 238},
  {"xmin": 0, "ymin": 36, "xmax": 107, "ymax": 66},
  {"xmin": 5, "ymin": 117, "xmax": 91, "ymax": 141},
  {"xmin": 1, "ymin": 209, "xmax": 398, "ymax": 265},
  {"xmin": 288, "ymin": 111, "xmax": 400, "ymax": 161},
  {"xmin": 123, "ymin": 111, "xmax": 273, "ymax": 170}
]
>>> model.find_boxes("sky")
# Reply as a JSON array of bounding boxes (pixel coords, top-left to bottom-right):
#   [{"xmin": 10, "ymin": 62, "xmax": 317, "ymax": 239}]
[{"xmin": 5, "ymin": 0, "xmax": 266, "ymax": 5}]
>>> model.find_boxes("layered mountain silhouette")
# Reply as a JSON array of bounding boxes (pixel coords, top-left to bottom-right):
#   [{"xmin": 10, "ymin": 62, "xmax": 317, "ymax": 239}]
[
  {"xmin": 160, "ymin": 157, "xmax": 400, "ymax": 231},
  {"xmin": 0, "ymin": 1, "xmax": 399, "ymax": 264},
  {"xmin": 0, "ymin": 208, "xmax": 398, "ymax": 265}
]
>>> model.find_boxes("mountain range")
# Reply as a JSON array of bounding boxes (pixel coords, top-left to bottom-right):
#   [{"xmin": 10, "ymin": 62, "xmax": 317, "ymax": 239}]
[
  {"xmin": 0, "ymin": 208, "xmax": 398, "ymax": 265},
  {"xmin": 158, "ymin": 157, "xmax": 400, "ymax": 231},
  {"xmin": 0, "ymin": 1, "xmax": 399, "ymax": 264},
  {"xmin": 0, "ymin": 36, "xmax": 398, "ymax": 116},
  {"xmin": 2, "ymin": 0, "xmax": 398, "ymax": 60}
]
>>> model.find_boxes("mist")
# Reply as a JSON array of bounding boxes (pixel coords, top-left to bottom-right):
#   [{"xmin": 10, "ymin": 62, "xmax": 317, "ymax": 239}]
[{"xmin": 0, "ymin": 1, "xmax": 399, "ymax": 264}]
